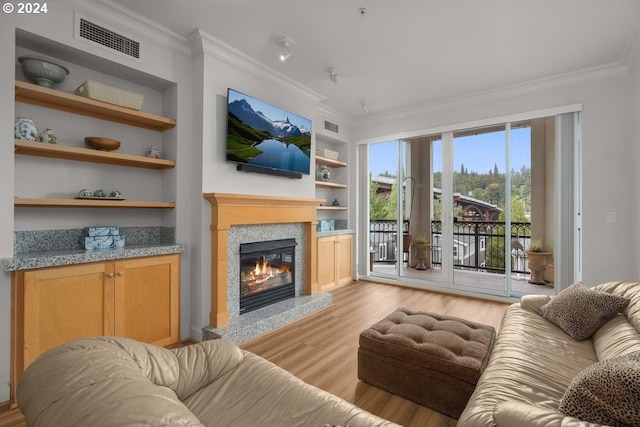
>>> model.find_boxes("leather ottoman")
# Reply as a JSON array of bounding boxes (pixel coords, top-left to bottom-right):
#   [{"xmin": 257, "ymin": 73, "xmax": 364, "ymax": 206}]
[{"xmin": 357, "ymin": 308, "xmax": 496, "ymax": 419}]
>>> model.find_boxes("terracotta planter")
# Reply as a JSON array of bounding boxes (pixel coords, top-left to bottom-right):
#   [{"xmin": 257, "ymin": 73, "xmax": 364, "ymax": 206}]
[
  {"xmin": 527, "ymin": 251, "xmax": 551, "ymax": 285},
  {"xmin": 413, "ymin": 243, "xmax": 431, "ymax": 270}
]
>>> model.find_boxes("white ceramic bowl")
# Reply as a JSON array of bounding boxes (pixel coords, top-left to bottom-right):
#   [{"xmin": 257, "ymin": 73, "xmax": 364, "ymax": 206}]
[{"xmin": 18, "ymin": 55, "xmax": 69, "ymax": 88}]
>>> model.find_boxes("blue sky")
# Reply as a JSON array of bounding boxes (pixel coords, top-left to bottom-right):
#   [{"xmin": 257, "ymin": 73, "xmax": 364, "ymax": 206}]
[
  {"xmin": 228, "ymin": 88, "xmax": 312, "ymax": 131},
  {"xmin": 369, "ymin": 128, "xmax": 531, "ymax": 176}
]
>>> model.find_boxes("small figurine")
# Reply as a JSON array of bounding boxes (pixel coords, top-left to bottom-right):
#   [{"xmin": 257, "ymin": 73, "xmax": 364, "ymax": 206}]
[
  {"xmin": 146, "ymin": 145, "xmax": 162, "ymax": 159},
  {"xmin": 38, "ymin": 128, "xmax": 58, "ymax": 144}
]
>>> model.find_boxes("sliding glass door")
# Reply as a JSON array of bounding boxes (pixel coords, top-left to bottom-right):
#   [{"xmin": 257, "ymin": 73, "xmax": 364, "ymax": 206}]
[{"xmin": 363, "ymin": 109, "xmax": 580, "ymax": 298}]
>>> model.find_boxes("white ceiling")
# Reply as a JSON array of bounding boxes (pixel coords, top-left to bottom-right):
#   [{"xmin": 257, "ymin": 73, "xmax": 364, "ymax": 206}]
[{"xmin": 110, "ymin": 0, "xmax": 640, "ymax": 119}]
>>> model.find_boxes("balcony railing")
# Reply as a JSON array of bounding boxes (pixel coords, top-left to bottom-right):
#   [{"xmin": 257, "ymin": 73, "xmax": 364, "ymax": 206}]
[{"xmin": 370, "ymin": 219, "xmax": 533, "ymax": 275}]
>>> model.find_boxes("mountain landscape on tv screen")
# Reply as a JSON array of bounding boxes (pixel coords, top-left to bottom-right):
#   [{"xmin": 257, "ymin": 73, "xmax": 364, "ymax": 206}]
[{"xmin": 227, "ymin": 95, "xmax": 311, "ymax": 174}]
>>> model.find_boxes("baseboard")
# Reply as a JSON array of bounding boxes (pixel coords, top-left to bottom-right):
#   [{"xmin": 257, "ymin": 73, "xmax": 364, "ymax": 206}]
[{"xmin": 0, "ymin": 384, "xmax": 9, "ymax": 406}]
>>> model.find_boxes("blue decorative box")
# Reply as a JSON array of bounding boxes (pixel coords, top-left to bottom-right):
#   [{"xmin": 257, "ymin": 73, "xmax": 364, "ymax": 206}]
[
  {"xmin": 85, "ymin": 235, "xmax": 125, "ymax": 250},
  {"xmin": 87, "ymin": 226, "xmax": 120, "ymax": 237},
  {"xmin": 317, "ymin": 220, "xmax": 335, "ymax": 232}
]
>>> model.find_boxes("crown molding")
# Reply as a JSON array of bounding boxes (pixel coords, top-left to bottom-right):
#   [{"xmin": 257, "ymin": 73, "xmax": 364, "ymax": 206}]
[
  {"xmin": 189, "ymin": 29, "xmax": 325, "ymax": 106},
  {"xmin": 355, "ymin": 62, "xmax": 629, "ymax": 129},
  {"xmin": 620, "ymin": 23, "xmax": 640, "ymax": 70},
  {"xmin": 60, "ymin": 0, "xmax": 191, "ymax": 56}
]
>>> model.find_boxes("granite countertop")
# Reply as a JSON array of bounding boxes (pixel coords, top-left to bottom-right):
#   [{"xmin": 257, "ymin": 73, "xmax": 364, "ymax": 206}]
[
  {"xmin": 3, "ymin": 244, "xmax": 187, "ymax": 272},
  {"xmin": 317, "ymin": 229, "xmax": 354, "ymax": 237}
]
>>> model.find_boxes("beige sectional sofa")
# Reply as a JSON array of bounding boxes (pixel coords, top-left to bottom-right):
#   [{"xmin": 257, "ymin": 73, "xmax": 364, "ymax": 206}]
[
  {"xmin": 17, "ymin": 336, "xmax": 399, "ymax": 427},
  {"xmin": 458, "ymin": 281, "xmax": 640, "ymax": 427}
]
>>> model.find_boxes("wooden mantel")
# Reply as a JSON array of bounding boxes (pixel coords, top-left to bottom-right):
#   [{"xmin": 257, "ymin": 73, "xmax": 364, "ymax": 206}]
[{"xmin": 203, "ymin": 193, "xmax": 324, "ymax": 327}]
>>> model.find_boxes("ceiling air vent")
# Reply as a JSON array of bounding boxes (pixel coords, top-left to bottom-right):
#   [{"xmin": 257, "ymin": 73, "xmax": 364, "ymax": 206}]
[
  {"xmin": 324, "ymin": 120, "xmax": 339, "ymax": 134},
  {"xmin": 78, "ymin": 18, "xmax": 140, "ymax": 60}
]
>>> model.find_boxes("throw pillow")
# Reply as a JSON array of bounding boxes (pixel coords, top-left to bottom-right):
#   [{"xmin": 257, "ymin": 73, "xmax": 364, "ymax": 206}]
[
  {"xmin": 540, "ymin": 282, "xmax": 630, "ymax": 340},
  {"xmin": 559, "ymin": 350, "xmax": 640, "ymax": 427}
]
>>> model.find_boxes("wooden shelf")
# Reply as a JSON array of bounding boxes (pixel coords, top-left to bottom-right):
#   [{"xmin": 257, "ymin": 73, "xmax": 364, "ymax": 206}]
[
  {"xmin": 318, "ymin": 206, "xmax": 348, "ymax": 211},
  {"xmin": 15, "ymin": 140, "xmax": 176, "ymax": 169},
  {"xmin": 315, "ymin": 155, "xmax": 347, "ymax": 168},
  {"xmin": 15, "ymin": 198, "xmax": 175, "ymax": 209},
  {"xmin": 15, "ymin": 81, "xmax": 176, "ymax": 132},
  {"xmin": 315, "ymin": 180, "xmax": 347, "ymax": 189}
]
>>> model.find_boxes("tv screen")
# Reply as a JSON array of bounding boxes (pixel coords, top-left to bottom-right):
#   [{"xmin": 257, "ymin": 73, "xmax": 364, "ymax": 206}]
[{"xmin": 226, "ymin": 88, "xmax": 312, "ymax": 175}]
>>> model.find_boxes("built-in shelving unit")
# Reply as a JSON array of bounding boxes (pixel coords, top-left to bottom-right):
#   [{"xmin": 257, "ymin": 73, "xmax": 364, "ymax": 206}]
[
  {"xmin": 15, "ymin": 140, "xmax": 176, "ymax": 169},
  {"xmin": 14, "ymin": 79, "xmax": 177, "ymax": 210},
  {"xmin": 317, "ymin": 205, "xmax": 348, "ymax": 211},
  {"xmin": 315, "ymin": 155, "xmax": 347, "ymax": 169},
  {"xmin": 15, "ymin": 81, "xmax": 176, "ymax": 131},
  {"xmin": 14, "ymin": 198, "xmax": 175, "ymax": 209},
  {"xmin": 315, "ymin": 154, "xmax": 347, "ymax": 210},
  {"xmin": 315, "ymin": 180, "xmax": 347, "ymax": 189}
]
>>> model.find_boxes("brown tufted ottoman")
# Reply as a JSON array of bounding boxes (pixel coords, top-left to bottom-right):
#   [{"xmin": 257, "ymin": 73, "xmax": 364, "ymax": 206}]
[{"xmin": 357, "ymin": 308, "xmax": 496, "ymax": 419}]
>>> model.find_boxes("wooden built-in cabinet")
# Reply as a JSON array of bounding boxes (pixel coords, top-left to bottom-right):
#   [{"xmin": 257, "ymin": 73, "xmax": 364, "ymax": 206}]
[
  {"xmin": 11, "ymin": 254, "xmax": 180, "ymax": 392},
  {"xmin": 317, "ymin": 233, "xmax": 353, "ymax": 290}
]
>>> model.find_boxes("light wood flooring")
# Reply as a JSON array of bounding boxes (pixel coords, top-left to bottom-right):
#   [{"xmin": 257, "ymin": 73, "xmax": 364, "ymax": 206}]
[{"xmin": 0, "ymin": 280, "xmax": 509, "ymax": 427}]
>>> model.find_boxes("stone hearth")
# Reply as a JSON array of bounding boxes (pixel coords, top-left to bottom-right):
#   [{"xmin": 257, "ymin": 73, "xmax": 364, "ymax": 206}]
[{"xmin": 202, "ymin": 193, "xmax": 332, "ymax": 343}]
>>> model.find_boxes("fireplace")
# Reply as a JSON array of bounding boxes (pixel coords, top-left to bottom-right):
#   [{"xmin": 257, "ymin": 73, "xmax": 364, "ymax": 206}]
[{"xmin": 239, "ymin": 238, "xmax": 296, "ymax": 313}]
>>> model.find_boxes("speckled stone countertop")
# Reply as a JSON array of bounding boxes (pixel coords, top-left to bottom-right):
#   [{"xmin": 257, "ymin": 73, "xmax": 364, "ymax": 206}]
[
  {"xmin": 3, "ymin": 227, "xmax": 186, "ymax": 272},
  {"xmin": 317, "ymin": 229, "xmax": 354, "ymax": 237},
  {"xmin": 3, "ymin": 244, "xmax": 187, "ymax": 272}
]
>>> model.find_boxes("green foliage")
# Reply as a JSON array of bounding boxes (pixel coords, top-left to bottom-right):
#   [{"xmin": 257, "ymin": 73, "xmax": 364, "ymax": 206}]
[
  {"xmin": 226, "ymin": 111, "xmax": 311, "ymax": 162},
  {"xmin": 528, "ymin": 239, "xmax": 545, "ymax": 252}
]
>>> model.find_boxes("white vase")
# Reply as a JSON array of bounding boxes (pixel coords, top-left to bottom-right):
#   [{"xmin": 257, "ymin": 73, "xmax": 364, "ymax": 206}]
[{"xmin": 15, "ymin": 117, "xmax": 38, "ymax": 141}]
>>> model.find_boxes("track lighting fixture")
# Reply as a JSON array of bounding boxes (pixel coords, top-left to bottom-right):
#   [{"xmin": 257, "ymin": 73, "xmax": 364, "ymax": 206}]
[
  {"xmin": 326, "ymin": 67, "xmax": 339, "ymax": 84},
  {"xmin": 278, "ymin": 36, "xmax": 295, "ymax": 61}
]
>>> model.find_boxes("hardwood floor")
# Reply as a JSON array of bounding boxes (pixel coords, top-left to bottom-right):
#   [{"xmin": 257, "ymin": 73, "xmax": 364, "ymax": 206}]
[
  {"xmin": 0, "ymin": 281, "xmax": 509, "ymax": 427},
  {"xmin": 240, "ymin": 280, "xmax": 509, "ymax": 427}
]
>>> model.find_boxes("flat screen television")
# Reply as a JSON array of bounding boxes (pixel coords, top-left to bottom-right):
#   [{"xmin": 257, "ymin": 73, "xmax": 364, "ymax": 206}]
[{"xmin": 226, "ymin": 88, "xmax": 312, "ymax": 177}]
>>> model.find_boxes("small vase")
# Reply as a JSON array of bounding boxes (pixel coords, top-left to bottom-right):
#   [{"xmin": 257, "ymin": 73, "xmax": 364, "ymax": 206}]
[{"xmin": 15, "ymin": 117, "xmax": 38, "ymax": 141}]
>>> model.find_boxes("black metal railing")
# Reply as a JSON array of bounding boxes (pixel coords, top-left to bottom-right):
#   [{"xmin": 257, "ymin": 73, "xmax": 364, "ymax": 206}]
[{"xmin": 370, "ymin": 219, "xmax": 532, "ymax": 275}]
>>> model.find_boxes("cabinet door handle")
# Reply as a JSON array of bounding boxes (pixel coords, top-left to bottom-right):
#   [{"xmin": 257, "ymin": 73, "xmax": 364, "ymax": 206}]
[
  {"xmin": 117, "ymin": 271, "xmax": 123, "ymax": 277},
  {"xmin": 107, "ymin": 272, "xmax": 114, "ymax": 278}
]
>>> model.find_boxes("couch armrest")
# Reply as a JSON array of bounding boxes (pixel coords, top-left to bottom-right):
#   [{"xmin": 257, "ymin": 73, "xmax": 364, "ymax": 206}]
[
  {"xmin": 171, "ymin": 339, "xmax": 244, "ymax": 400},
  {"xmin": 494, "ymin": 402, "xmax": 564, "ymax": 427},
  {"xmin": 519, "ymin": 294, "xmax": 552, "ymax": 315},
  {"xmin": 493, "ymin": 402, "xmax": 606, "ymax": 427}
]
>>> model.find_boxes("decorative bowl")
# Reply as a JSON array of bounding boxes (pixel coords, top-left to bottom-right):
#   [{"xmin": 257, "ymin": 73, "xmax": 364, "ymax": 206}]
[
  {"xmin": 84, "ymin": 137, "xmax": 121, "ymax": 151},
  {"xmin": 18, "ymin": 55, "xmax": 69, "ymax": 88}
]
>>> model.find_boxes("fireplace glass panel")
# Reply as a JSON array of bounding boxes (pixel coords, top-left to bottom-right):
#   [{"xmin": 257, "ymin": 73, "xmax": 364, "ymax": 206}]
[{"xmin": 239, "ymin": 238, "xmax": 296, "ymax": 313}]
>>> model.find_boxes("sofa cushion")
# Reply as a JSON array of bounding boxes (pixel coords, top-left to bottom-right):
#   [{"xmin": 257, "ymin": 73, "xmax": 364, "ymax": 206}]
[
  {"xmin": 559, "ymin": 350, "xmax": 640, "ymax": 427},
  {"xmin": 592, "ymin": 314, "xmax": 640, "ymax": 361},
  {"xmin": 540, "ymin": 282, "xmax": 630, "ymax": 340}
]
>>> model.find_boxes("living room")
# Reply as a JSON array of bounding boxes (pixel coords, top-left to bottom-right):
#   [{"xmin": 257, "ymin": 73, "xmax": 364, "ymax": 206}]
[{"xmin": 1, "ymin": 1, "xmax": 640, "ymax": 425}]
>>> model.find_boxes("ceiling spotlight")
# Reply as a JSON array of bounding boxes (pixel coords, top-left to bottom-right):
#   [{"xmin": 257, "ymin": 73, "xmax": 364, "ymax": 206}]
[
  {"xmin": 361, "ymin": 101, "xmax": 368, "ymax": 113},
  {"xmin": 326, "ymin": 67, "xmax": 339, "ymax": 84},
  {"xmin": 278, "ymin": 36, "xmax": 295, "ymax": 61}
]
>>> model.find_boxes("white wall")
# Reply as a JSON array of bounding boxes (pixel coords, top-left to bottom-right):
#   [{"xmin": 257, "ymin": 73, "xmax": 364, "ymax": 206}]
[
  {"xmin": 353, "ymin": 70, "xmax": 637, "ymax": 286},
  {"xmin": 187, "ymin": 31, "xmax": 323, "ymax": 336}
]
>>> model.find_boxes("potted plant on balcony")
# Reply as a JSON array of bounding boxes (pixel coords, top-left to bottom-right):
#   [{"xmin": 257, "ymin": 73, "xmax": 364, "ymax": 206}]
[
  {"xmin": 413, "ymin": 234, "xmax": 431, "ymax": 270},
  {"xmin": 526, "ymin": 239, "xmax": 551, "ymax": 285}
]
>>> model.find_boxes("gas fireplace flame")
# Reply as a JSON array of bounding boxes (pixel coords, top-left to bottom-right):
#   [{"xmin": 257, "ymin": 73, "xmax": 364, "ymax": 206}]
[{"xmin": 247, "ymin": 260, "xmax": 290, "ymax": 286}]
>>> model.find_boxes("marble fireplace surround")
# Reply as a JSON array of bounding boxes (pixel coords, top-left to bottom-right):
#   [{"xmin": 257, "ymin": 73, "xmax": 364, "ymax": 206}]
[{"xmin": 202, "ymin": 193, "xmax": 327, "ymax": 332}]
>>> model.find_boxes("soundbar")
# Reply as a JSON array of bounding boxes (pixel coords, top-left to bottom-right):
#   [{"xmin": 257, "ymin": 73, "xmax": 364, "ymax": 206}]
[{"xmin": 236, "ymin": 163, "xmax": 303, "ymax": 179}]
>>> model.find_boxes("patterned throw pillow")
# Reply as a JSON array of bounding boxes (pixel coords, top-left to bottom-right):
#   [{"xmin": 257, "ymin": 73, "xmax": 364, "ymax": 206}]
[
  {"xmin": 540, "ymin": 282, "xmax": 630, "ymax": 340},
  {"xmin": 559, "ymin": 351, "xmax": 640, "ymax": 426}
]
